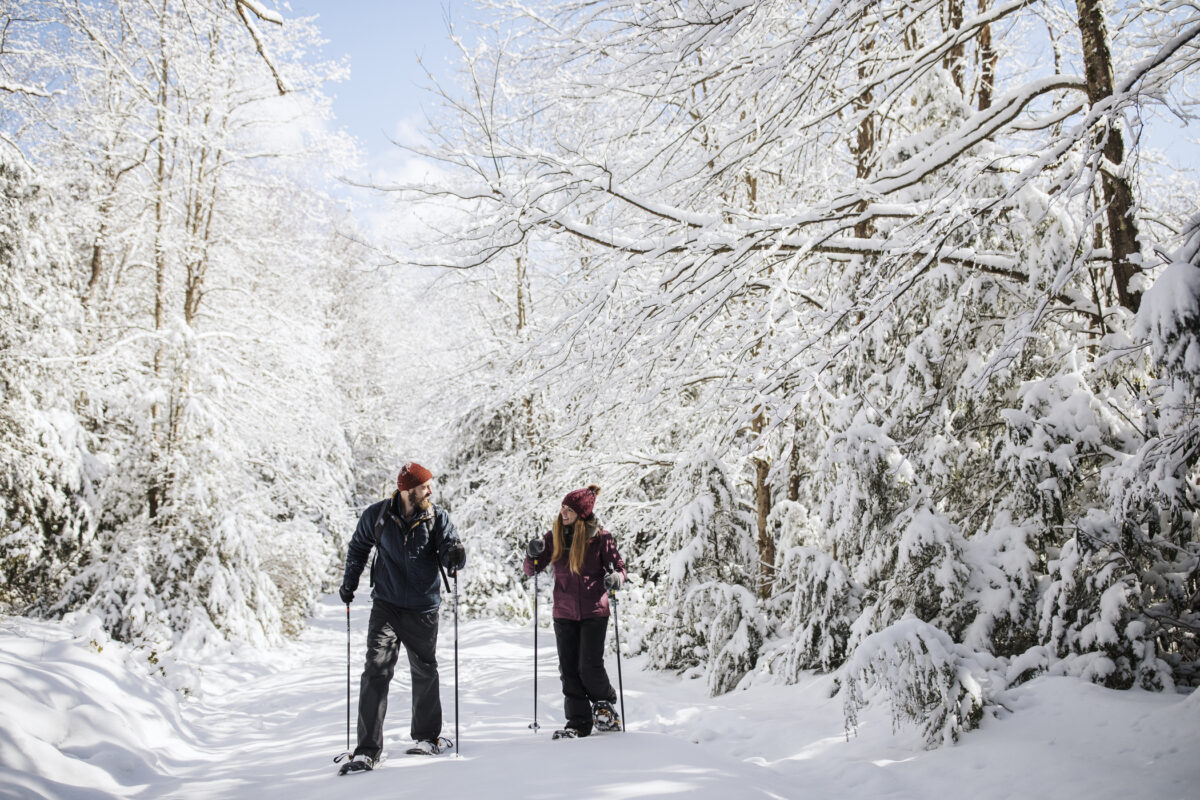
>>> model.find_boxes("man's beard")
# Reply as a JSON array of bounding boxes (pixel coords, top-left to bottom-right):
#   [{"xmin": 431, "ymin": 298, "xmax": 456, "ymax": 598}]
[{"xmin": 415, "ymin": 495, "xmax": 432, "ymax": 511}]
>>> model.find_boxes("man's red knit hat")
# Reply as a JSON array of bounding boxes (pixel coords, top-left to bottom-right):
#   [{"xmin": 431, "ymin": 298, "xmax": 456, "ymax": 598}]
[
  {"xmin": 397, "ymin": 461, "xmax": 434, "ymax": 492},
  {"xmin": 562, "ymin": 484, "xmax": 600, "ymax": 519}
]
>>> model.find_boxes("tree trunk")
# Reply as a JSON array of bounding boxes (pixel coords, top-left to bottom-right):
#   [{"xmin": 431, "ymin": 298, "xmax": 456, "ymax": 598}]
[
  {"xmin": 755, "ymin": 455, "xmax": 775, "ymax": 599},
  {"xmin": 1076, "ymin": 0, "xmax": 1142, "ymax": 312},
  {"xmin": 84, "ymin": 214, "xmax": 108, "ymax": 310},
  {"xmin": 516, "ymin": 253, "xmax": 528, "ymax": 333},
  {"xmin": 977, "ymin": 0, "xmax": 998, "ymax": 110},
  {"xmin": 183, "ymin": 159, "xmax": 219, "ymax": 325},
  {"xmin": 851, "ymin": 28, "xmax": 877, "ymax": 238},
  {"xmin": 751, "ymin": 412, "xmax": 775, "ymax": 599},
  {"xmin": 945, "ymin": 0, "xmax": 966, "ymax": 95},
  {"xmin": 851, "ymin": 106, "xmax": 875, "ymax": 236},
  {"xmin": 149, "ymin": 2, "xmax": 170, "ymax": 520},
  {"xmin": 787, "ymin": 414, "xmax": 803, "ymax": 503}
]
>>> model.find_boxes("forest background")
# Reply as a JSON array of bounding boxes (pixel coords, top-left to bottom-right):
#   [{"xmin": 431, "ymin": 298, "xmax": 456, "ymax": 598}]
[{"xmin": 1, "ymin": 0, "xmax": 1197, "ymax": 747}]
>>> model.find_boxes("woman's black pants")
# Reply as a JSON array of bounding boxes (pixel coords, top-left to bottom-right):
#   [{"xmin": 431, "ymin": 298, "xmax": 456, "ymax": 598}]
[{"xmin": 553, "ymin": 616, "xmax": 617, "ymax": 736}]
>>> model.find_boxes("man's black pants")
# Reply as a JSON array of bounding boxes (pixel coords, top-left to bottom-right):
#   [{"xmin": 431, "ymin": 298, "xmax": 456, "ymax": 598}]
[
  {"xmin": 355, "ymin": 600, "xmax": 441, "ymax": 759},
  {"xmin": 553, "ymin": 616, "xmax": 617, "ymax": 736}
]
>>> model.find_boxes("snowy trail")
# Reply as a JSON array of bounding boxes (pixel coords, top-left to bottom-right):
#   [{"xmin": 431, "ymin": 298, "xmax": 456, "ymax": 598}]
[
  {"xmin": 166, "ymin": 597, "xmax": 800, "ymax": 799},
  {"xmin": 3, "ymin": 596, "xmax": 1198, "ymax": 799}
]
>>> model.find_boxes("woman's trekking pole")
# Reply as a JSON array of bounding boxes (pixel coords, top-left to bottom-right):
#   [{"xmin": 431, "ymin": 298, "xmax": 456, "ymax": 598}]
[
  {"xmin": 530, "ymin": 562, "xmax": 540, "ymax": 732},
  {"xmin": 345, "ymin": 603, "xmax": 352, "ymax": 750},
  {"xmin": 610, "ymin": 588, "xmax": 626, "ymax": 731}
]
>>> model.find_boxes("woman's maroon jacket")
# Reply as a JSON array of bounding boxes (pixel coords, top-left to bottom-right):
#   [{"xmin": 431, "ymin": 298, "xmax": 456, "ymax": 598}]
[{"xmin": 523, "ymin": 522, "xmax": 626, "ymax": 620}]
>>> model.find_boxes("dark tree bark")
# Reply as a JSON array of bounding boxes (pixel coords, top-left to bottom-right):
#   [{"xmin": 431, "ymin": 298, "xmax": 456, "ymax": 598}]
[
  {"xmin": 1076, "ymin": 0, "xmax": 1142, "ymax": 312},
  {"xmin": 751, "ymin": 411, "xmax": 775, "ymax": 599},
  {"xmin": 977, "ymin": 0, "xmax": 998, "ymax": 110},
  {"xmin": 945, "ymin": 0, "xmax": 966, "ymax": 94}
]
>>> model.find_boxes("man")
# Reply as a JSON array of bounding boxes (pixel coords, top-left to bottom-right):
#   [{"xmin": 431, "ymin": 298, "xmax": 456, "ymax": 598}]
[{"xmin": 337, "ymin": 461, "xmax": 466, "ymax": 775}]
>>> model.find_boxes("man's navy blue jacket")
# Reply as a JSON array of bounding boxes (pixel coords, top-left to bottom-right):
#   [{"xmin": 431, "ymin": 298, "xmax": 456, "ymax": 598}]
[{"xmin": 342, "ymin": 493, "xmax": 464, "ymax": 612}]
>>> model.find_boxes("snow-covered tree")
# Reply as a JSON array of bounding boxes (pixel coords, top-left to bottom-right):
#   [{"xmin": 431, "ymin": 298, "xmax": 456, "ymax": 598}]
[
  {"xmin": 0, "ymin": 152, "xmax": 89, "ymax": 613},
  {"xmin": 407, "ymin": 0, "xmax": 1198, "ymax": 742},
  {"xmin": 0, "ymin": 1, "xmax": 398, "ymax": 650}
]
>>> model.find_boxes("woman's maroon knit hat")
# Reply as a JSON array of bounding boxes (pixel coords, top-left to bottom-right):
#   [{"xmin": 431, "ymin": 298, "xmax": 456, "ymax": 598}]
[
  {"xmin": 562, "ymin": 484, "xmax": 600, "ymax": 519},
  {"xmin": 397, "ymin": 461, "xmax": 434, "ymax": 492}
]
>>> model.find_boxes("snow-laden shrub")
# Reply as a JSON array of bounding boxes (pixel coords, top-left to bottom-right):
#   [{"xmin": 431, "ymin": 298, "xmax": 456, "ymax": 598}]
[
  {"xmin": 644, "ymin": 449, "xmax": 760, "ymax": 686},
  {"xmin": 1038, "ymin": 520, "xmax": 1175, "ymax": 691},
  {"xmin": 1116, "ymin": 224, "xmax": 1200, "ymax": 685},
  {"xmin": 0, "ymin": 156, "xmax": 91, "ymax": 614},
  {"xmin": 263, "ymin": 519, "xmax": 335, "ymax": 637},
  {"xmin": 53, "ymin": 303, "xmax": 355, "ymax": 650},
  {"xmin": 841, "ymin": 617, "xmax": 1005, "ymax": 748},
  {"xmin": 888, "ymin": 508, "xmax": 971, "ymax": 628},
  {"xmin": 677, "ymin": 581, "xmax": 767, "ymax": 695},
  {"xmin": 994, "ymin": 369, "xmax": 1109, "ymax": 539},
  {"xmin": 772, "ymin": 546, "xmax": 861, "ymax": 676},
  {"xmin": 988, "ymin": 363, "xmax": 1191, "ymax": 688},
  {"xmin": 816, "ymin": 417, "xmax": 911, "ymax": 574},
  {"xmin": 603, "ymin": 573, "xmax": 651, "ymax": 656},
  {"xmin": 1134, "ymin": 222, "xmax": 1200, "ymax": 387},
  {"xmin": 439, "ymin": 393, "xmax": 560, "ymax": 622},
  {"xmin": 959, "ymin": 515, "xmax": 1041, "ymax": 658},
  {"xmin": 815, "ymin": 414, "xmax": 973, "ymax": 636}
]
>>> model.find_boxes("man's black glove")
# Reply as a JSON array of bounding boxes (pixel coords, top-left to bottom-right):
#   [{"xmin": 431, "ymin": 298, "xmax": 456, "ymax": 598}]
[
  {"xmin": 339, "ymin": 585, "xmax": 354, "ymax": 604},
  {"xmin": 604, "ymin": 572, "xmax": 623, "ymax": 592},
  {"xmin": 446, "ymin": 543, "xmax": 466, "ymax": 573},
  {"xmin": 527, "ymin": 537, "xmax": 546, "ymax": 558}
]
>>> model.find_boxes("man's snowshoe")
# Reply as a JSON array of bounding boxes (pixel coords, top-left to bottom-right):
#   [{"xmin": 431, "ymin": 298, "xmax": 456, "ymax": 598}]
[
  {"xmin": 593, "ymin": 700, "xmax": 622, "ymax": 732},
  {"xmin": 406, "ymin": 736, "xmax": 454, "ymax": 755},
  {"xmin": 552, "ymin": 727, "xmax": 581, "ymax": 740},
  {"xmin": 336, "ymin": 753, "xmax": 375, "ymax": 775}
]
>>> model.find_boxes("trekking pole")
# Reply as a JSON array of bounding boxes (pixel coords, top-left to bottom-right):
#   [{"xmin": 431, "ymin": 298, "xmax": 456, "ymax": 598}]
[
  {"xmin": 529, "ymin": 561, "xmax": 540, "ymax": 732},
  {"xmin": 345, "ymin": 603, "xmax": 351, "ymax": 750},
  {"xmin": 437, "ymin": 562, "xmax": 458, "ymax": 755},
  {"xmin": 454, "ymin": 570, "xmax": 460, "ymax": 757},
  {"xmin": 610, "ymin": 588, "xmax": 626, "ymax": 731}
]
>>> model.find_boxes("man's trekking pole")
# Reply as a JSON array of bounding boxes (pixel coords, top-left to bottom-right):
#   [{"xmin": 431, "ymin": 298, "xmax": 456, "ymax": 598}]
[
  {"xmin": 345, "ymin": 603, "xmax": 351, "ymax": 750},
  {"xmin": 436, "ymin": 561, "xmax": 459, "ymax": 756},
  {"xmin": 454, "ymin": 569, "xmax": 460, "ymax": 757},
  {"xmin": 610, "ymin": 587, "xmax": 626, "ymax": 731},
  {"xmin": 439, "ymin": 561, "xmax": 459, "ymax": 756}
]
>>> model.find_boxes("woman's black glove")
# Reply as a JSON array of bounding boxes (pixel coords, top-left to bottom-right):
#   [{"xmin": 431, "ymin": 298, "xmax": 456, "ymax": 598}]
[
  {"xmin": 339, "ymin": 585, "xmax": 354, "ymax": 604},
  {"xmin": 527, "ymin": 537, "xmax": 546, "ymax": 558}
]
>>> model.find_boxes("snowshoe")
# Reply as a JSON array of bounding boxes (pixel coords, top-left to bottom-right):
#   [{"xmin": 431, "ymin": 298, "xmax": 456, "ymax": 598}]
[
  {"xmin": 336, "ymin": 753, "xmax": 375, "ymax": 775},
  {"xmin": 593, "ymin": 700, "xmax": 622, "ymax": 732},
  {"xmin": 552, "ymin": 727, "xmax": 581, "ymax": 740},
  {"xmin": 406, "ymin": 736, "xmax": 454, "ymax": 755}
]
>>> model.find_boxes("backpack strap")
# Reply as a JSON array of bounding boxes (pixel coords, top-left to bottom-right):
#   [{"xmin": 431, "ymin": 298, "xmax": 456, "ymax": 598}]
[
  {"xmin": 374, "ymin": 501, "xmax": 388, "ymax": 546},
  {"xmin": 369, "ymin": 498, "xmax": 389, "ymax": 587}
]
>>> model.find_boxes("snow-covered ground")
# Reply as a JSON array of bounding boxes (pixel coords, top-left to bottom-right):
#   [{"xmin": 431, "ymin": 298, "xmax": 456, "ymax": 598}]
[{"xmin": 2, "ymin": 596, "xmax": 1197, "ymax": 800}]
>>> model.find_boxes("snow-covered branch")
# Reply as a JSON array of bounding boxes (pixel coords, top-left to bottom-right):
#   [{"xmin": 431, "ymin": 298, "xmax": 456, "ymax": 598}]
[{"xmin": 235, "ymin": 0, "xmax": 288, "ymax": 95}]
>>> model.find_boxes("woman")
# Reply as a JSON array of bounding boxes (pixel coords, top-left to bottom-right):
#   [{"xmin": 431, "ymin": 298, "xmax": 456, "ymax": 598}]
[{"xmin": 523, "ymin": 484, "xmax": 627, "ymax": 739}]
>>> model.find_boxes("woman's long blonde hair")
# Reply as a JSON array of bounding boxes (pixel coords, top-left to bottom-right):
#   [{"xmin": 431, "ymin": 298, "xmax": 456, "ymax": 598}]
[{"xmin": 551, "ymin": 484, "xmax": 600, "ymax": 575}]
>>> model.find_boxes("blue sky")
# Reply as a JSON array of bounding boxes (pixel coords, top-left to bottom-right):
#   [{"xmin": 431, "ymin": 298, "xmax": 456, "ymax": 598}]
[{"xmin": 284, "ymin": 0, "xmax": 477, "ymax": 166}]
